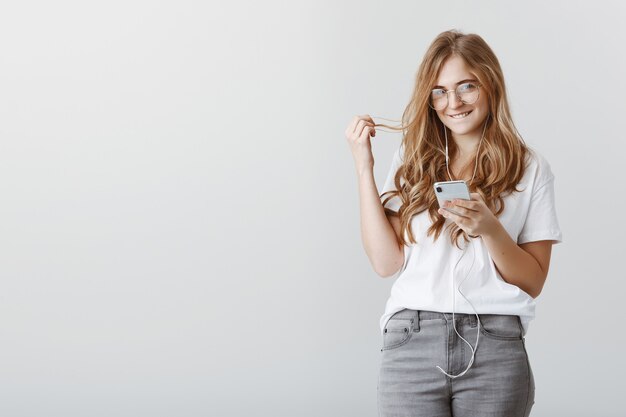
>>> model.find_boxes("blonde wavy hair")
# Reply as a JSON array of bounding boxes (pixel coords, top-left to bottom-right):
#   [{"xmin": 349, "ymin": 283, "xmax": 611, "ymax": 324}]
[{"xmin": 377, "ymin": 29, "xmax": 531, "ymax": 249}]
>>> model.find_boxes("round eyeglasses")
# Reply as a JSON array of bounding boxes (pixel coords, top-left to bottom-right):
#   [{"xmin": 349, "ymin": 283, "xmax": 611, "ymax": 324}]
[{"xmin": 428, "ymin": 82, "xmax": 482, "ymax": 111}]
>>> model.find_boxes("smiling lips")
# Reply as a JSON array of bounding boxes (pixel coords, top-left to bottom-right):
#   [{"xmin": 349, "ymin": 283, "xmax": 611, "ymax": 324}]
[{"xmin": 449, "ymin": 110, "xmax": 472, "ymax": 119}]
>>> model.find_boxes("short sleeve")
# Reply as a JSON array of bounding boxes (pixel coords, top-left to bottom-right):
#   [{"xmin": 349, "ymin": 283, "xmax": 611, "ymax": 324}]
[
  {"xmin": 517, "ymin": 175, "xmax": 563, "ymax": 245},
  {"xmin": 380, "ymin": 146, "xmax": 404, "ymax": 213}
]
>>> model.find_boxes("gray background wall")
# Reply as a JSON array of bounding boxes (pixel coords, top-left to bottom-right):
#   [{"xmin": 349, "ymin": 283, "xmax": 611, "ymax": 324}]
[{"xmin": 0, "ymin": 1, "xmax": 623, "ymax": 416}]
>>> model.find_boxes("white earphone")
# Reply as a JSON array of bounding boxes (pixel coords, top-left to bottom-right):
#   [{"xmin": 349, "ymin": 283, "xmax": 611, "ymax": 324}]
[{"xmin": 435, "ymin": 114, "xmax": 489, "ymax": 379}]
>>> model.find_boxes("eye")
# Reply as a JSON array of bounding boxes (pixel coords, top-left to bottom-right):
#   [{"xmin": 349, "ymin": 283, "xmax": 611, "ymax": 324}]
[
  {"xmin": 431, "ymin": 89, "xmax": 445, "ymax": 97},
  {"xmin": 458, "ymin": 83, "xmax": 477, "ymax": 92}
]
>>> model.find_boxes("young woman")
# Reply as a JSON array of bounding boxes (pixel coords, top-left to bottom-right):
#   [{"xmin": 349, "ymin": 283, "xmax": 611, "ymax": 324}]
[{"xmin": 344, "ymin": 30, "xmax": 562, "ymax": 417}]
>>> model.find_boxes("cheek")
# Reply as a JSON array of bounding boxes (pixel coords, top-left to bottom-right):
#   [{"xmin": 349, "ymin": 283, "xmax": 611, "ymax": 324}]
[{"xmin": 477, "ymin": 95, "xmax": 489, "ymax": 111}]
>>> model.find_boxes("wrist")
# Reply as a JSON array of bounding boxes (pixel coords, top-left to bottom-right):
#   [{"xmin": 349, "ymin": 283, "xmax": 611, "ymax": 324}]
[
  {"xmin": 481, "ymin": 219, "xmax": 504, "ymax": 242},
  {"xmin": 356, "ymin": 164, "xmax": 374, "ymax": 178}
]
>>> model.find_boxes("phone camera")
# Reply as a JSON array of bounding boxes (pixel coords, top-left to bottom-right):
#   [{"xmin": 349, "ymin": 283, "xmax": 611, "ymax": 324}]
[{"xmin": 436, "ymin": 187, "xmax": 442, "ymax": 193}]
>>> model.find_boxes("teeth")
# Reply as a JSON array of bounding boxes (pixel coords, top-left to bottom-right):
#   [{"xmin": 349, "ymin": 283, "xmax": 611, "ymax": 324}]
[{"xmin": 450, "ymin": 111, "xmax": 471, "ymax": 119}]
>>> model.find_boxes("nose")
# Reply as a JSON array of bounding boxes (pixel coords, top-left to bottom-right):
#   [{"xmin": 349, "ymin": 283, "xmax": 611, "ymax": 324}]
[{"xmin": 447, "ymin": 91, "xmax": 464, "ymax": 109}]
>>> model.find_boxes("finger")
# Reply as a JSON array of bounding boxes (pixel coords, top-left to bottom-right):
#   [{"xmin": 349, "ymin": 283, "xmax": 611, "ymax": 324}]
[
  {"xmin": 356, "ymin": 120, "xmax": 375, "ymax": 140},
  {"xmin": 348, "ymin": 116, "xmax": 371, "ymax": 136},
  {"xmin": 444, "ymin": 203, "xmax": 473, "ymax": 216},
  {"xmin": 347, "ymin": 116, "xmax": 360, "ymax": 136},
  {"xmin": 438, "ymin": 207, "xmax": 469, "ymax": 222},
  {"xmin": 449, "ymin": 199, "xmax": 478, "ymax": 211},
  {"xmin": 359, "ymin": 125, "xmax": 375, "ymax": 141},
  {"xmin": 354, "ymin": 119, "xmax": 370, "ymax": 136},
  {"xmin": 351, "ymin": 119, "xmax": 364, "ymax": 139}
]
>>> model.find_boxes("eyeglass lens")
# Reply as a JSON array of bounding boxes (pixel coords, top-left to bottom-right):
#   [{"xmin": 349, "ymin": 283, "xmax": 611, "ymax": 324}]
[{"xmin": 429, "ymin": 83, "xmax": 479, "ymax": 110}]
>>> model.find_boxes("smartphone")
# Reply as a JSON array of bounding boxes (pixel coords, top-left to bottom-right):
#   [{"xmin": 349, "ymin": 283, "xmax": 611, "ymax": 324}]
[{"xmin": 433, "ymin": 180, "xmax": 471, "ymax": 216}]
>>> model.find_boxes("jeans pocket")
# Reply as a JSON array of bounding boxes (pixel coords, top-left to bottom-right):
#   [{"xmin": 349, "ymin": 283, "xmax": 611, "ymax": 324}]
[
  {"xmin": 478, "ymin": 314, "xmax": 523, "ymax": 341},
  {"xmin": 381, "ymin": 316, "xmax": 415, "ymax": 351}
]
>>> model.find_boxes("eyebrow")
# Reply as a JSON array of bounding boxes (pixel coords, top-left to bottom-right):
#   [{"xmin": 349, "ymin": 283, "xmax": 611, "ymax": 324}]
[{"xmin": 433, "ymin": 78, "xmax": 477, "ymax": 89}]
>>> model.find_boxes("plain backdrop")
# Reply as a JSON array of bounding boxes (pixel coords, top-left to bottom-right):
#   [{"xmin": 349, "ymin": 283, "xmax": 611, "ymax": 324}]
[{"xmin": 0, "ymin": 1, "xmax": 624, "ymax": 416}]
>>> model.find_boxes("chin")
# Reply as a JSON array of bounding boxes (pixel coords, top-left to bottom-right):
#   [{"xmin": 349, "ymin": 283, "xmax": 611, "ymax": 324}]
[{"xmin": 449, "ymin": 125, "xmax": 478, "ymax": 134}]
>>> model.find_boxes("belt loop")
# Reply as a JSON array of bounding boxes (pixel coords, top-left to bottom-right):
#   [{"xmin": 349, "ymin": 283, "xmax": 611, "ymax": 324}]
[
  {"xmin": 469, "ymin": 313, "xmax": 477, "ymax": 328},
  {"xmin": 414, "ymin": 310, "xmax": 420, "ymax": 332}
]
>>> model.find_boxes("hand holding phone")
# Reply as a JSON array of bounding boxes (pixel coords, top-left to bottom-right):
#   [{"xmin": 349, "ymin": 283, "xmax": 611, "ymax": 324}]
[{"xmin": 433, "ymin": 180, "xmax": 471, "ymax": 217}]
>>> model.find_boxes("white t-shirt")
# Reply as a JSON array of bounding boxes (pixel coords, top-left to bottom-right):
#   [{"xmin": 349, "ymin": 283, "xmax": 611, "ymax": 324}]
[{"xmin": 379, "ymin": 145, "xmax": 563, "ymax": 337}]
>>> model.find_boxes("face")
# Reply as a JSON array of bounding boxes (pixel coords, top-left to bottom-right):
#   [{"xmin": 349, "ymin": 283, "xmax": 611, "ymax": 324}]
[{"xmin": 432, "ymin": 55, "xmax": 489, "ymax": 143}]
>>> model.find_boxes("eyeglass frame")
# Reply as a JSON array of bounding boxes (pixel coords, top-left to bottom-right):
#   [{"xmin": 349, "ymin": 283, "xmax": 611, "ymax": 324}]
[{"xmin": 428, "ymin": 82, "xmax": 483, "ymax": 110}]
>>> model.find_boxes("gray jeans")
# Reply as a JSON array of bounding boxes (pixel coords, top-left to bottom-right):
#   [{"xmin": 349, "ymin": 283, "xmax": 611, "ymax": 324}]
[{"xmin": 377, "ymin": 309, "xmax": 535, "ymax": 417}]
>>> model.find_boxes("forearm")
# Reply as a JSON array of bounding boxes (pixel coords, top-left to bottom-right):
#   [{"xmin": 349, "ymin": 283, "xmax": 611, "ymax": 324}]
[
  {"xmin": 356, "ymin": 167, "xmax": 403, "ymax": 277},
  {"xmin": 481, "ymin": 222, "xmax": 544, "ymax": 298}
]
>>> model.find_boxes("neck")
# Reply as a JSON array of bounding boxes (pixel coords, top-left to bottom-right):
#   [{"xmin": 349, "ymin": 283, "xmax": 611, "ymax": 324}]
[
  {"xmin": 451, "ymin": 135, "xmax": 481, "ymax": 160},
  {"xmin": 450, "ymin": 116, "xmax": 489, "ymax": 159}
]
